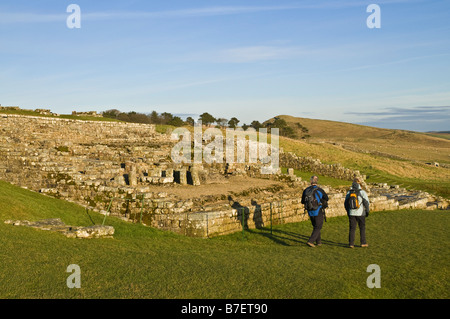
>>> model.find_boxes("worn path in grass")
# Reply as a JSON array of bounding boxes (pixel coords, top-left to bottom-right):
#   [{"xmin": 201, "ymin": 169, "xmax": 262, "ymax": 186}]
[{"xmin": 0, "ymin": 180, "xmax": 448, "ymax": 299}]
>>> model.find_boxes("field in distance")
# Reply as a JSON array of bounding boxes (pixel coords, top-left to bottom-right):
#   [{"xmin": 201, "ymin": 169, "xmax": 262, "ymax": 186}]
[
  {"xmin": 270, "ymin": 115, "xmax": 449, "ymax": 198},
  {"xmin": 275, "ymin": 115, "xmax": 450, "ymax": 165}
]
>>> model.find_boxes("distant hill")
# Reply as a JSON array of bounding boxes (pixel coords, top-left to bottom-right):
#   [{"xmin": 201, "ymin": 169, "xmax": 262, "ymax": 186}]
[
  {"xmin": 270, "ymin": 114, "xmax": 450, "ymax": 165},
  {"xmin": 426, "ymin": 131, "xmax": 450, "ymax": 140}
]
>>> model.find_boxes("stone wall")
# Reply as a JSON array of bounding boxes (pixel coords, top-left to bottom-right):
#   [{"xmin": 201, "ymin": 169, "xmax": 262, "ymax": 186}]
[
  {"xmin": 280, "ymin": 152, "xmax": 368, "ymax": 188},
  {"xmin": 89, "ymin": 179, "xmax": 440, "ymax": 238},
  {"xmin": 138, "ymin": 184, "xmax": 438, "ymax": 238},
  {"xmin": 0, "ymin": 114, "xmax": 173, "ymax": 191},
  {"xmin": 0, "ymin": 114, "xmax": 448, "ymax": 239},
  {"xmin": 72, "ymin": 111, "xmax": 102, "ymax": 117}
]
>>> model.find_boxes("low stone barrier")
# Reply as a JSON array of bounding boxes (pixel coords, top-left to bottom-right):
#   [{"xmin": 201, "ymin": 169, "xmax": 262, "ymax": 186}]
[{"xmin": 4, "ymin": 218, "xmax": 115, "ymax": 239}]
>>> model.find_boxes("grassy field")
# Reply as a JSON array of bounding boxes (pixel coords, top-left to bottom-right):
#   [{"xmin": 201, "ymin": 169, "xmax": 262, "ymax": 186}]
[
  {"xmin": 426, "ymin": 132, "xmax": 450, "ymax": 140},
  {"xmin": 277, "ymin": 115, "xmax": 450, "ymax": 165},
  {"xmin": 279, "ymin": 135, "xmax": 450, "ymax": 199},
  {"xmin": 0, "ymin": 180, "xmax": 448, "ymax": 299}
]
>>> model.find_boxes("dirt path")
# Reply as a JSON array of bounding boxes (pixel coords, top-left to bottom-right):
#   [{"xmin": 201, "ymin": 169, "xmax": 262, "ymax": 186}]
[{"xmin": 149, "ymin": 176, "xmax": 283, "ymax": 199}]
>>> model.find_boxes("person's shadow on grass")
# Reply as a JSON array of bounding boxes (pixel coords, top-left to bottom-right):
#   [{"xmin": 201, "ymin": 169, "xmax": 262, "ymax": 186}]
[{"xmin": 246, "ymin": 228, "xmax": 348, "ymax": 247}]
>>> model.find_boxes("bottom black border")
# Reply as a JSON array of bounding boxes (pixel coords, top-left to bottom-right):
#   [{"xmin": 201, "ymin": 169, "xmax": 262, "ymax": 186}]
[{"xmin": 0, "ymin": 299, "xmax": 445, "ymax": 317}]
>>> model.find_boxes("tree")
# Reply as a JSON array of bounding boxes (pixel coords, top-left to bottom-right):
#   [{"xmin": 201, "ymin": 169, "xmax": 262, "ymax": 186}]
[
  {"xmin": 149, "ymin": 111, "xmax": 160, "ymax": 124},
  {"xmin": 228, "ymin": 117, "xmax": 240, "ymax": 129},
  {"xmin": 250, "ymin": 120, "xmax": 263, "ymax": 130},
  {"xmin": 102, "ymin": 109, "xmax": 121, "ymax": 119},
  {"xmin": 168, "ymin": 116, "xmax": 185, "ymax": 127},
  {"xmin": 117, "ymin": 112, "xmax": 130, "ymax": 122},
  {"xmin": 265, "ymin": 117, "xmax": 297, "ymax": 138},
  {"xmin": 160, "ymin": 112, "xmax": 174, "ymax": 125},
  {"xmin": 216, "ymin": 118, "xmax": 228, "ymax": 128},
  {"xmin": 185, "ymin": 116, "xmax": 195, "ymax": 126},
  {"xmin": 128, "ymin": 112, "xmax": 151, "ymax": 124},
  {"xmin": 199, "ymin": 112, "xmax": 216, "ymax": 126}
]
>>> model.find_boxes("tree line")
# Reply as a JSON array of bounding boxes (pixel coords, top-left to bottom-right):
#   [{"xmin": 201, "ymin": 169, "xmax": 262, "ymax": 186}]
[{"xmin": 102, "ymin": 110, "xmax": 308, "ymax": 139}]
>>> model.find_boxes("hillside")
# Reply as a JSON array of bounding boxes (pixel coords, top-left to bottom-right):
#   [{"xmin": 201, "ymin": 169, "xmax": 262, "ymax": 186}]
[
  {"xmin": 1, "ymin": 179, "xmax": 448, "ymax": 299},
  {"xmin": 275, "ymin": 115, "xmax": 450, "ymax": 165},
  {"xmin": 267, "ymin": 115, "xmax": 449, "ymax": 198},
  {"xmin": 426, "ymin": 131, "xmax": 450, "ymax": 141}
]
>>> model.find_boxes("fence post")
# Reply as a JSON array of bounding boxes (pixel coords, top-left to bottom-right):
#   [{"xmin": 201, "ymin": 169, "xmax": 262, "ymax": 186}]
[
  {"xmin": 280, "ymin": 200, "xmax": 283, "ymax": 224},
  {"xmin": 241, "ymin": 207, "xmax": 245, "ymax": 240},
  {"xmin": 270, "ymin": 202, "xmax": 273, "ymax": 235},
  {"xmin": 140, "ymin": 194, "xmax": 145, "ymax": 224},
  {"xmin": 102, "ymin": 197, "xmax": 114, "ymax": 226}
]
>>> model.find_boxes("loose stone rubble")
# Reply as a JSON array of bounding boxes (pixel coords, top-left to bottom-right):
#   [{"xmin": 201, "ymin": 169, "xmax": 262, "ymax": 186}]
[
  {"xmin": 0, "ymin": 113, "xmax": 448, "ymax": 238},
  {"xmin": 4, "ymin": 218, "xmax": 114, "ymax": 238}
]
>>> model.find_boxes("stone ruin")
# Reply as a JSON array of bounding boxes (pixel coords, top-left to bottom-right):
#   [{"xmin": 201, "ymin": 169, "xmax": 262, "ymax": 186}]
[
  {"xmin": 4, "ymin": 218, "xmax": 114, "ymax": 239},
  {"xmin": 0, "ymin": 113, "xmax": 448, "ymax": 238},
  {"xmin": 71, "ymin": 111, "xmax": 103, "ymax": 117}
]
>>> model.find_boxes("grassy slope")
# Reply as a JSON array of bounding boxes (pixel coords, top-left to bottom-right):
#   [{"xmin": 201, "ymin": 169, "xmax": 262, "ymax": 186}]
[
  {"xmin": 277, "ymin": 114, "xmax": 450, "ymax": 164},
  {"xmin": 1, "ymin": 180, "xmax": 448, "ymax": 299},
  {"xmin": 426, "ymin": 132, "xmax": 450, "ymax": 140},
  {"xmin": 272, "ymin": 115, "xmax": 450, "ymax": 198}
]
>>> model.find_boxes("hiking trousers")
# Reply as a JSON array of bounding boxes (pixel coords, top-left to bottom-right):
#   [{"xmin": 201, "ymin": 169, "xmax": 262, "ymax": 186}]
[
  {"xmin": 348, "ymin": 215, "xmax": 366, "ymax": 246},
  {"xmin": 308, "ymin": 209, "xmax": 325, "ymax": 244}
]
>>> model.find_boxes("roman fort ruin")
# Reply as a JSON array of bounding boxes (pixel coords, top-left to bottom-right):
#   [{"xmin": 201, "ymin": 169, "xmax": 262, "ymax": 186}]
[{"xmin": 0, "ymin": 112, "xmax": 448, "ymax": 237}]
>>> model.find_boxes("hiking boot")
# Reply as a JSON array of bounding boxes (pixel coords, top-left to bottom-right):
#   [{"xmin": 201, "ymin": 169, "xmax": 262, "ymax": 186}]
[
  {"xmin": 361, "ymin": 244, "xmax": 369, "ymax": 248},
  {"xmin": 306, "ymin": 242, "xmax": 316, "ymax": 248},
  {"xmin": 316, "ymin": 243, "xmax": 322, "ymax": 247},
  {"xmin": 349, "ymin": 245, "xmax": 354, "ymax": 248}
]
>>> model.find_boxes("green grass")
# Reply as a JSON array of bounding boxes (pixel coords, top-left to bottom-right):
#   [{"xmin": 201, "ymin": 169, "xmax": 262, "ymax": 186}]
[
  {"xmin": 0, "ymin": 108, "xmax": 53, "ymax": 117},
  {"xmin": 277, "ymin": 114, "xmax": 450, "ymax": 165},
  {"xmin": 280, "ymin": 137, "xmax": 450, "ymax": 199},
  {"xmin": 58, "ymin": 114, "xmax": 120, "ymax": 122},
  {"xmin": 363, "ymin": 167, "xmax": 450, "ymax": 198},
  {"xmin": 425, "ymin": 132, "xmax": 450, "ymax": 140},
  {"xmin": 0, "ymin": 180, "xmax": 449, "ymax": 299},
  {"xmin": 0, "ymin": 109, "xmax": 120, "ymax": 122},
  {"xmin": 155, "ymin": 124, "xmax": 176, "ymax": 134}
]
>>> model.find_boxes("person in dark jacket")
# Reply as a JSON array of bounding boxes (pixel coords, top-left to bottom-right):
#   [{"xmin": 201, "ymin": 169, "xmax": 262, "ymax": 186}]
[{"xmin": 301, "ymin": 175, "xmax": 329, "ymax": 247}]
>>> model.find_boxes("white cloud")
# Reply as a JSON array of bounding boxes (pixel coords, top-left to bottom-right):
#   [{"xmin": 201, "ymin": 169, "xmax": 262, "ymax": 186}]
[
  {"xmin": 0, "ymin": 1, "xmax": 416, "ymax": 24},
  {"xmin": 0, "ymin": 5, "xmax": 305, "ymax": 24},
  {"xmin": 214, "ymin": 46, "xmax": 308, "ymax": 63}
]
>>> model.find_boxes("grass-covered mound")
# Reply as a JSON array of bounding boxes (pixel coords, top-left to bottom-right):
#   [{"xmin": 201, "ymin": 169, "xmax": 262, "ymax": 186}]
[{"xmin": 0, "ymin": 180, "xmax": 448, "ymax": 299}]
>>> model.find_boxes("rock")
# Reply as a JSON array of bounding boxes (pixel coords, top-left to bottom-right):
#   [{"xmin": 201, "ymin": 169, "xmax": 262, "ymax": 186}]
[
  {"xmin": 179, "ymin": 168, "xmax": 187, "ymax": 185},
  {"xmin": 5, "ymin": 218, "xmax": 114, "ymax": 239},
  {"xmin": 189, "ymin": 166, "xmax": 201, "ymax": 186},
  {"xmin": 5, "ymin": 218, "xmax": 66, "ymax": 230},
  {"xmin": 4, "ymin": 219, "xmax": 33, "ymax": 226},
  {"xmin": 67, "ymin": 225, "xmax": 115, "ymax": 239}
]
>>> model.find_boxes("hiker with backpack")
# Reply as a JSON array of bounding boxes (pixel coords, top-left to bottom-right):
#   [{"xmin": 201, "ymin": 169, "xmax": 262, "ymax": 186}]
[
  {"xmin": 344, "ymin": 178, "xmax": 370, "ymax": 248},
  {"xmin": 301, "ymin": 175, "xmax": 329, "ymax": 247}
]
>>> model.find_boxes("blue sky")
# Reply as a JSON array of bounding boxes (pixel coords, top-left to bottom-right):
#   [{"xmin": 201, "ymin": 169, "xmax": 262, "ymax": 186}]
[{"xmin": 0, "ymin": 0, "xmax": 449, "ymax": 131}]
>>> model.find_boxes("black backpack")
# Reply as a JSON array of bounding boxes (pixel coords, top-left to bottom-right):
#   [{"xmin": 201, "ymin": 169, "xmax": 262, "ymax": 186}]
[{"xmin": 304, "ymin": 186, "xmax": 321, "ymax": 211}]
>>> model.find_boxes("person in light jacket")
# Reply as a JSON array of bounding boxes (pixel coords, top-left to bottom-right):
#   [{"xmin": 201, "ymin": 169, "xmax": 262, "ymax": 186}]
[{"xmin": 344, "ymin": 178, "xmax": 370, "ymax": 248}]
